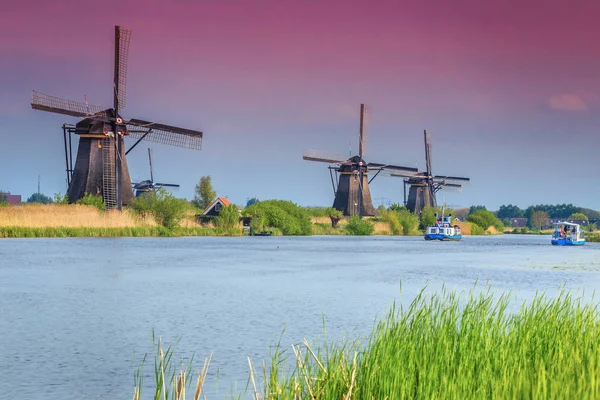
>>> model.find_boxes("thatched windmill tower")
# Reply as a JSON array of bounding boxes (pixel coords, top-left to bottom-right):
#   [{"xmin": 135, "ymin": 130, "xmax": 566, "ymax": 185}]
[
  {"xmin": 31, "ymin": 26, "xmax": 202, "ymax": 210},
  {"xmin": 303, "ymin": 104, "xmax": 417, "ymax": 217},
  {"xmin": 391, "ymin": 130, "xmax": 469, "ymax": 215}
]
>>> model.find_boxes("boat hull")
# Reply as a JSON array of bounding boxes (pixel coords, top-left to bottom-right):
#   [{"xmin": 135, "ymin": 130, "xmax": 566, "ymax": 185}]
[
  {"xmin": 551, "ymin": 238, "xmax": 585, "ymax": 246},
  {"xmin": 424, "ymin": 233, "xmax": 462, "ymax": 241}
]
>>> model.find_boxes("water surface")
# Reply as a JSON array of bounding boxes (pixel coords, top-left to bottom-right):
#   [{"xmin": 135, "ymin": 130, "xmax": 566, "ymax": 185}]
[{"xmin": 1, "ymin": 235, "xmax": 599, "ymax": 399}]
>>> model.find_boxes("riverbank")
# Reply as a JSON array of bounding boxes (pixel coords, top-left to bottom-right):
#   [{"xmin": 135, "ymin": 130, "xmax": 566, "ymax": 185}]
[{"xmin": 139, "ymin": 287, "xmax": 600, "ymax": 399}]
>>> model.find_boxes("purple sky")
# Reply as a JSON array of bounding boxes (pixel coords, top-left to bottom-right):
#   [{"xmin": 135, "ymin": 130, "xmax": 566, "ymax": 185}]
[{"xmin": 1, "ymin": 0, "xmax": 599, "ymax": 209}]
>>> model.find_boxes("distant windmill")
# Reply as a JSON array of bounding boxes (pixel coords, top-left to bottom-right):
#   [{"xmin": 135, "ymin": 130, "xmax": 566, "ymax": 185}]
[
  {"xmin": 390, "ymin": 130, "xmax": 469, "ymax": 215},
  {"xmin": 31, "ymin": 26, "xmax": 202, "ymax": 210},
  {"xmin": 303, "ymin": 104, "xmax": 418, "ymax": 217},
  {"xmin": 132, "ymin": 148, "xmax": 180, "ymax": 197}
]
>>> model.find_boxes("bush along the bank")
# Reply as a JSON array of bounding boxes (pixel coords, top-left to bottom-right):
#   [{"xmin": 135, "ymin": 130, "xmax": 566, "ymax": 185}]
[
  {"xmin": 380, "ymin": 209, "xmax": 419, "ymax": 235},
  {"xmin": 213, "ymin": 204, "xmax": 241, "ymax": 235},
  {"xmin": 242, "ymin": 200, "xmax": 312, "ymax": 235},
  {"xmin": 467, "ymin": 209, "xmax": 504, "ymax": 233},
  {"xmin": 75, "ymin": 193, "xmax": 105, "ymax": 212},
  {"xmin": 346, "ymin": 216, "xmax": 375, "ymax": 235},
  {"xmin": 128, "ymin": 188, "xmax": 189, "ymax": 229}
]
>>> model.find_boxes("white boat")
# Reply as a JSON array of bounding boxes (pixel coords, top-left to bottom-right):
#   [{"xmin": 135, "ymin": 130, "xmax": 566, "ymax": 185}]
[
  {"xmin": 551, "ymin": 222, "xmax": 585, "ymax": 246},
  {"xmin": 424, "ymin": 214, "xmax": 462, "ymax": 241}
]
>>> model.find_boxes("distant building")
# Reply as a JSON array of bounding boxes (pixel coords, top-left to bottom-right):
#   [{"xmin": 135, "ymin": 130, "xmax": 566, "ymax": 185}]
[
  {"xmin": 508, "ymin": 218, "xmax": 527, "ymax": 228},
  {"xmin": 0, "ymin": 192, "xmax": 21, "ymax": 205},
  {"xmin": 202, "ymin": 197, "xmax": 231, "ymax": 217},
  {"xmin": 549, "ymin": 218, "xmax": 588, "ymax": 226}
]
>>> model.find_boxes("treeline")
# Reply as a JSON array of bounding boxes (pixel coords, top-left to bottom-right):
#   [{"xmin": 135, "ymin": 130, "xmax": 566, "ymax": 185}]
[{"xmin": 496, "ymin": 203, "xmax": 599, "ymax": 220}]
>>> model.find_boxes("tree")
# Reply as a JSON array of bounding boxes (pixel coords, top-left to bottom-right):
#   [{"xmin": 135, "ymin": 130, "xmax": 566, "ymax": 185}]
[
  {"xmin": 467, "ymin": 209, "xmax": 504, "ymax": 232},
  {"xmin": 246, "ymin": 197, "xmax": 259, "ymax": 207},
  {"xmin": 496, "ymin": 204, "xmax": 524, "ymax": 219},
  {"xmin": 129, "ymin": 187, "xmax": 189, "ymax": 229},
  {"xmin": 420, "ymin": 206, "xmax": 437, "ymax": 230},
  {"xmin": 530, "ymin": 210, "xmax": 550, "ymax": 230},
  {"xmin": 192, "ymin": 176, "xmax": 217, "ymax": 210},
  {"xmin": 326, "ymin": 207, "xmax": 343, "ymax": 228},
  {"xmin": 469, "ymin": 205, "xmax": 487, "ymax": 215},
  {"xmin": 568, "ymin": 212, "xmax": 588, "ymax": 222},
  {"xmin": 214, "ymin": 204, "xmax": 240, "ymax": 232},
  {"xmin": 27, "ymin": 192, "xmax": 53, "ymax": 204}
]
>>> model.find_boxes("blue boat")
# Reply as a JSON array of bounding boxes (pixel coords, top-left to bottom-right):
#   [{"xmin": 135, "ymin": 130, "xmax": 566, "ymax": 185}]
[
  {"xmin": 551, "ymin": 222, "xmax": 585, "ymax": 246},
  {"xmin": 424, "ymin": 214, "xmax": 462, "ymax": 241}
]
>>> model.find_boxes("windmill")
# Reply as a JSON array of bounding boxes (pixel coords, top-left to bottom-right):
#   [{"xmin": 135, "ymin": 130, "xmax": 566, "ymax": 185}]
[
  {"xmin": 132, "ymin": 148, "xmax": 180, "ymax": 197},
  {"xmin": 390, "ymin": 130, "xmax": 469, "ymax": 215},
  {"xmin": 31, "ymin": 26, "xmax": 202, "ymax": 210},
  {"xmin": 303, "ymin": 104, "xmax": 418, "ymax": 217}
]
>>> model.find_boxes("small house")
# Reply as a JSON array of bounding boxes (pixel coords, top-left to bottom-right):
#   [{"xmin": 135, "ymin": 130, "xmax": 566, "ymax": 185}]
[
  {"xmin": 509, "ymin": 218, "xmax": 527, "ymax": 228},
  {"xmin": 202, "ymin": 197, "xmax": 231, "ymax": 217},
  {"xmin": 0, "ymin": 192, "xmax": 22, "ymax": 205}
]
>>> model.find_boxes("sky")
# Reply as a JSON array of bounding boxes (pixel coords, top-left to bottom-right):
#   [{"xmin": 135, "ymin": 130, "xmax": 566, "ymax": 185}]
[{"xmin": 1, "ymin": 0, "xmax": 599, "ymax": 210}]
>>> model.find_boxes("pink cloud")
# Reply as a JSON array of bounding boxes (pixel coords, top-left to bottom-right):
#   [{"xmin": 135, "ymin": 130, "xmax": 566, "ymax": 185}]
[{"xmin": 547, "ymin": 94, "xmax": 589, "ymax": 112}]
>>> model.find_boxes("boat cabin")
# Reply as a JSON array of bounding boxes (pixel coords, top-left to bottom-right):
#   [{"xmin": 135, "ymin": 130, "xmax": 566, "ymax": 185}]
[{"xmin": 552, "ymin": 222, "xmax": 585, "ymax": 246}]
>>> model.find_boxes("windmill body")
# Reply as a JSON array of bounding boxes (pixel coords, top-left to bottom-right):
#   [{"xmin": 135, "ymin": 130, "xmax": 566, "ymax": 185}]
[
  {"xmin": 303, "ymin": 104, "xmax": 417, "ymax": 217},
  {"xmin": 132, "ymin": 148, "xmax": 180, "ymax": 197},
  {"xmin": 31, "ymin": 26, "xmax": 202, "ymax": 210},
  {"xmin": 392, "ymin": 130, "xmax": 469, "ymax": 216}
]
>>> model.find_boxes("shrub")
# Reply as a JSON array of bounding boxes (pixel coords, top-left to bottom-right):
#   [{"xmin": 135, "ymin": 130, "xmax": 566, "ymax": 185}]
[
  {"xmin": 53, "ymin": 192, "xmax": 69, "ymax": 205},
  {"xmin": 243, "ymin": 200, "xmax": 312, "ymax": 235},
  {"xmin": 128, "ymin": 188, "xmax": 188, "ymax": 229},
  {"xmin": 76, "ymin": 192, "xmax": 105, "ymax": 211},
  {"xmin": 214, "ymin": 204, "xmax": 240, "ymax": 233},
  {"xmin": 419, "ymin": 206, "xmax": 437, "ymax": 230},
  {"xmin": 346, "ymin": 216, "xmax": 374, "ymax": 235},
  {"xmin": 467, "ymin": 209, "xmax": 504, "ymax": 232},
  {"xmin": 326, "ymin": 207, "xmax": 343, "ymax": 228}
]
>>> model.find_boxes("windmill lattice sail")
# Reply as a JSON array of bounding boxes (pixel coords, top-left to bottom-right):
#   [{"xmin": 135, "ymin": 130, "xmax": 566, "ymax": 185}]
[{"xmin": 31, "ymin": 26, "xmax": 203, "ymax": 210}]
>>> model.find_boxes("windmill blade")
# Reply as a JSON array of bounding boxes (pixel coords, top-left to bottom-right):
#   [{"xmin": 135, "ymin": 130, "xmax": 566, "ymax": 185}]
[
  {"xmin": 359, "ymin": 104, "xmax": 371, "ymax": 159},
  {"xmin": 368, "ymin": 163, "xmax": 418, "ymax": 173},
  {"xmin": 155, "ymin": 183, "xmax": 180, "ymax": 188},
  {"xmin": 31, "ymin": 91, "xmax": 107, "ymax": 118},
  {"xmin": 303, "ymin": 149, "xmax": 348, "ymax": 164},
  {"xmin": 424, "ymin": 130, "xmax": 433, "ymax": 176},
  {"xmin": 389, "ymin": 171, "xmax": 424, "ymax": 178},
  {"xmin": 433, "ymin": 175, "xmax": 470, "ymax": 182},
  {"xmin": 114, "ymin": 26, "xmax": 131, "ymax": 111},
  {"xmin": 437, "ymin": 183, "xmax": 463, "ymax": 192},
  {"xmin": 147, "ymin": 148, "xmax": 154, "ymax": 182},
  {"xmin": 126, "ymin": 119, "xmax": 203, "ymax": 150}
]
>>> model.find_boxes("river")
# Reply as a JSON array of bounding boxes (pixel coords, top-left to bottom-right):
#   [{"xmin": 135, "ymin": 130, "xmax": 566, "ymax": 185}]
[{"xmin": 1, "ymin": 235, "xmax": 599, "ymax": 399}]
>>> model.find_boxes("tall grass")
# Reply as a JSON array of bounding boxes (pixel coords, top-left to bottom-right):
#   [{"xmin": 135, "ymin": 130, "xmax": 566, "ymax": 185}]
[
  {"xmin": 587, "ymin": 233, "xmax": 600, "ymax": 243},
  {"xmin": 137, "ymin": 287, "xmax": 600, "ymax": 399},
  {"xmin": 0, "ymin": 226, "xmax": 239, "ymax": 238}
]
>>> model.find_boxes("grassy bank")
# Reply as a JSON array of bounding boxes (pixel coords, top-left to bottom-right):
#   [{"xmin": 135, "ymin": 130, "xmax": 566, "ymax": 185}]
[
  {"xmin": 0, "ymin": 226, "xmax": 238, "ymax": 238},
  {"xmin": 587, "ymin": 233, "xmax": 600, "ymax": 242},
  {"xmin": 137, "ymin": 287, "xmax": 600, "ymax": 399}
]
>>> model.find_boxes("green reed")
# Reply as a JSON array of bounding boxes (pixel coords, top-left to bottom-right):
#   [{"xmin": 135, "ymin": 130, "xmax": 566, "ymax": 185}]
[{"xmin": 136, "ymin": 286, "xmax": 600, "ymax": 399}]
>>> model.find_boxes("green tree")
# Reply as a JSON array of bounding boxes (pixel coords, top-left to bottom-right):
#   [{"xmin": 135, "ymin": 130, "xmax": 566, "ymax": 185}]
[
  {"xmin": 420, "ymin": 206, "xmax": 437, "ymax": 230},
  {"xmin": 467, "ymin": 209, "xmax": 504, "ymax": 232},
  {"xmin": 496, "ymin": 204, "xmax": 524, "ymax": 219},
  {"xmin": 346, "ymin": 216, "xmax": 374, "ymax": 235},
  {"xmin": 53, "ymin": 193, "xmax": 69, "ymax": 204},
  {"xmin": 192, "ymin": 176, "xmax": 217, "ymax": 210},
  {"xmin": 129, "ymin": 188, "xmax": 189, "ymax": 229},
  {"xmin": 76, "ymin": 193, "xmax": 105, "ymax": 211},
  {"xmin": 469, "ymin": 205, "xmax": 487, "ymax": 215},
  {"xmin": 530, "ymin": 210, "xmax": 550, "ymax": 230},
  {"xmin": 242, "ymin": 200, "xmax": 312, "ymax": 235},
  {"xmin": 568, "ymin": 212, "xmax": 588, "ymax": 222},
  {"xmin": 214, "ymin": 204, "xmax": 240, "ymax": 231},
  {"xmin": 389, "ymin": 203, "xmax": 406, "ymax": 212},
  {"xmin": 27, "ymin": 192, "xmax": 53, "ymax": 204},
  {"xmin": 326, "ymin": 207, "xmax": 343, "ymax": 228}
]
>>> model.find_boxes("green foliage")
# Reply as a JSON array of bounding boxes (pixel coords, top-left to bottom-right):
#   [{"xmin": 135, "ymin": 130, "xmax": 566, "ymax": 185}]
[
  {"xmin": 346, "ymin": 216, "xmax": 374, "ymax": 235},
  {"xmin": 53, "ymin": 192, "xmax": 69, "ymax": 205},
  {"xmin": 469, "ymin": 205, "xmax": 487, "ymax": 215},
  {"xmin": 381, "ymin": 209, "xmax": 419, "ymax": 235},
  {"xmin": 242, "ymin": 200, "xmax": 312, "ymax": 235},
  {"xmin": 468, "ymin": 222, "xmax": 485, "ymax": 235},
  {"xmin": 503, "ymin": 219, "xmax": 512, "ymax": 227},
  {"xmin": 76, "ymin": 192, "xmax": 105, "ymax": 211},
  {"xmin": 214, "ymin": 204, "xmax": 240, "ymax": 233},
  {"xmin": 191, "ymin": 176, "xmax": 216, "ymax": 210},
  {"xmin": 389, "ymin": 203, "xmax": 406, "ymax": 212},
  {"xmin": 467, "ymin": 209, "xmax": 503, "ymax": 231},
  {"xmin": 129, "ymin": 188, "xmax": 189, "ymax": 229},
  {"xmin": 0, "ymin": 226, "xmax": 236, "ymax": 238},
  {"xmin": 530, "ymin": 210, "xmax": 550, "ymax": 229},
  {"xmin": 0, "ymin": 192, "xmax": 7, "ymax": 207},
  {"xmin": 303, "ymin": 207, "xmax": 330, "ymax": 217},
  {"xmin": 26, "ymin": 192, "xmax": 53, "ymax": 204},
  {"xmin": 568, "ymin": 212, "xmax": 588, "ymax": 221},
  {"xmin": 497, "ymin": 204, "xmax": 524, "ymax": 219},
  {"xmin": 419, "ymin": 206, "xmax": 438, "ymax": 229},
  {"xmin": 326, "ymin": 207, "xmax": 343, "ymax": 228}
]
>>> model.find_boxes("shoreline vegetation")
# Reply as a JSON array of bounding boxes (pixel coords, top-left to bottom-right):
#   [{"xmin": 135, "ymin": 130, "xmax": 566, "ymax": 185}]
[
  {"xmin": 0, "ymin": 202, "xmax": 507, "ymax": 238},
  {"xmin": 135, "ymin": 286, "xmax": 600, "ymax": 399}
]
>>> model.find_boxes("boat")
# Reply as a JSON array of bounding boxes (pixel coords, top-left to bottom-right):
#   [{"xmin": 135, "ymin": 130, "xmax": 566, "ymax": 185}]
[
  {"xmin": 551, "ymin": 222, "xmax": 585, "ymax": 246},
  {"xmin": 424, "ymin": 213, "xmax": 462, "ymax": 241}
]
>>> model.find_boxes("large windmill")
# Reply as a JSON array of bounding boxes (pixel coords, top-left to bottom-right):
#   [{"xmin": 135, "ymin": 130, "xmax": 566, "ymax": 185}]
[
  {"xmin": 391, "ymin": 130, "xmax": 469, "ymax": 215},
  {"xmin": 132, "ymin": 148, "xmax": 180, "ymax": 197},
  {"xmin": 31, "ymin": 26, "xmax": 202, "ymax": 210},
  {"xmin": 303, "ymin": 104, "xmax": 418, "ymax": 217}
]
